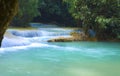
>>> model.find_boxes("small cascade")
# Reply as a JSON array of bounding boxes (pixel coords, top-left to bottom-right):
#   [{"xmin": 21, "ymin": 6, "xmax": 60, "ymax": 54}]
[
  {"xmin": 1, "ymin": 32, "xmax": 30, "ymax": 47},
  {"xmin": 10, "ymin": 30, "xmax": 43, "ymax": 37},
  {"xmin": 1, "ymin": 27, "xmax": 73, "ymax": 47},
  {"xmin": 9, "ymin": 28, "xmax": 72, "ymax": 37},
  {"xmin": 2, "ymin": 37, "xmax": 30, "ymax": 47}
]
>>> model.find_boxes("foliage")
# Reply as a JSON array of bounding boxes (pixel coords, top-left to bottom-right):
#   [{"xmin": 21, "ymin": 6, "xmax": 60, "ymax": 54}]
[
  {"xmin": 33, "ymin": 0, "xmax": 75, "ymax": 26},
  {"xmin": 11, "ymin": 0, "xmax": 75, "ymax": 27},
  {"xmin": 64, "ymin": 0, "xmax": 120, "ymax": 39},
  {"xmin": 11, "ymin": 0, "xmax": 40, "ymax": 27},
  {"xmin": 10, "ymin": 0, "xmax": 120, "ymax": 40}
]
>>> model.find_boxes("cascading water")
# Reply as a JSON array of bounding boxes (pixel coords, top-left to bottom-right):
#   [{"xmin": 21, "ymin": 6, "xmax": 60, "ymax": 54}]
[
  {"xmin": 1, "ymin": 27, "xmax": 73, "ymax": 47},
  {"xmin": 9, "ymin": 28, "xmax": 72, "ymax": 37}
]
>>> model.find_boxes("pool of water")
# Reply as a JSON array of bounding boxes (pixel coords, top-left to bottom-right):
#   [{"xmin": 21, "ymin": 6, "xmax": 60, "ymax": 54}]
[{"xmin": 0, "ymin": 42, "xmax": 120, "ymax": 76}]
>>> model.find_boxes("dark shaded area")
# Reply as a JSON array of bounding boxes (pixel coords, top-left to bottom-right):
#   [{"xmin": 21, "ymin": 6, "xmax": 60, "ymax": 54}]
[
  {"xmin": 0, "ymin": 0, "xmax": 18, "ymax": 46},
  {"xmin": 33, "ymin": 0, "xmax": 75, "ymax": 26},
  {"xmin": 33, "ymin": 10, "xmax": 75, "ymax": 26}
]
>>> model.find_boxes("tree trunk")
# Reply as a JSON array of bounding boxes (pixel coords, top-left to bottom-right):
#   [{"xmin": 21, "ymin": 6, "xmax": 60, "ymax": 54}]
[{"xmin": 0, "ymin": 0, "xmax": 18, "ymax": 47}]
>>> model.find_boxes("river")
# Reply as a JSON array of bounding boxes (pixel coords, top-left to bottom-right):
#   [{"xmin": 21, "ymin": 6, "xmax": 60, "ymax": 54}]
[{"xmin": 0, "ymin": 23, "xmax": 120, "ymax": 76}]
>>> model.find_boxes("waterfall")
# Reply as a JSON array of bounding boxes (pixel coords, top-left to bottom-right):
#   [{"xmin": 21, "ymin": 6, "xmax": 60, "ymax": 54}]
[
  {"xmin": 1, "ymin": 32, "xmax": 30, "ymax": 47},
  {"xmin": 9, "ymin": 28, "xmax": 72, "ymax": 37},
  {"xmin": 1, "ymin": 28, "xmax": 73, "ymax": 47},
  {"xmin": 10, "ymin": 30, "xmax": 43, "ymax": 37}
]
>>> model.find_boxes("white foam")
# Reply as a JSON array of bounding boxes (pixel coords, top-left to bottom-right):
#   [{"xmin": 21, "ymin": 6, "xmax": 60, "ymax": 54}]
[
  {"xmin": 0, "ymin": 46, "xmax": 27, "ymax": 53},
  {"xmin": 0, "ymin": 42, "xmax": 60, "ymax": 53},
  {"xmin": 1, "ymin": 37, "xmax": 30, "ymax": 47}
]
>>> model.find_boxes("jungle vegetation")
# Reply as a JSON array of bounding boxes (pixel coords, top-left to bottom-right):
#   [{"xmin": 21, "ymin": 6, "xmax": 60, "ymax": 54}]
[{"xmin": 10, "ymin": 0, "xmax": 120, "ymax": 40}]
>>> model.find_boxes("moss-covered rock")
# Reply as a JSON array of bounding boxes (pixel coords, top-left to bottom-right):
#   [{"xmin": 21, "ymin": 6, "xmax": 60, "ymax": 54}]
[{"xmin": 0, "ymin": 0, "xmax": 18, "ymax": 46}]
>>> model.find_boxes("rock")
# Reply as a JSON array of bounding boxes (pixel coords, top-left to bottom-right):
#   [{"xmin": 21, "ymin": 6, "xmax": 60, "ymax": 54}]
[
  {"xmin": 47, "ymin": 37, "xmax": 84, "ymax": 42},
  {"xmin": 47, "ymin": 31, "xmax": 87, "ymax": 42},
  {"xmin": 70, "ymin": 31, "xmax": 87, "ymax": 40},
  {"xmin": 0, "ymin": 0, "xmax": 18, "ymax": 46},
  {"xmin": 48, "ymin": 37, "xmax": 74, "ymax": 42}
]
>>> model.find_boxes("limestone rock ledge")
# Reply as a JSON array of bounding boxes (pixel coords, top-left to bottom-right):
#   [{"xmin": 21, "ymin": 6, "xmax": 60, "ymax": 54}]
[{"xmin": 48, "ymin": 32, "xmax": 87, "ymax": 42}]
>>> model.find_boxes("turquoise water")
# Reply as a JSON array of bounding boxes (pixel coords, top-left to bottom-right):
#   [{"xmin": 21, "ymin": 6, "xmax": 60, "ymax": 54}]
[
  {"xmin": 0, "ymin": 42, "xmax": 120, "ymax": 76},
  {"xmin": 1, "ymin": 25, "xmax": 120, "ymax": 76}
]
